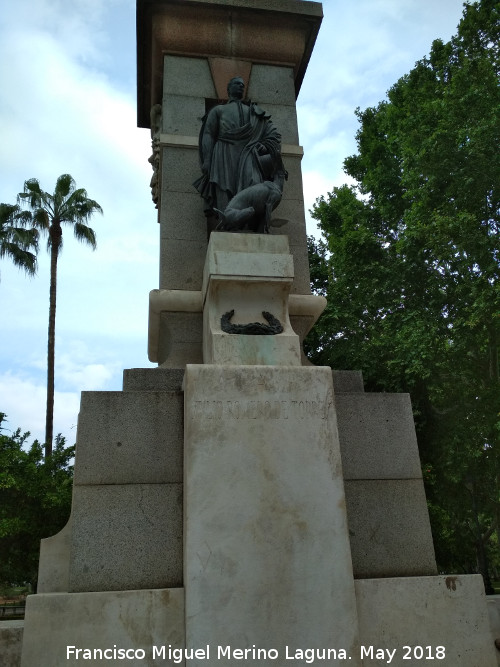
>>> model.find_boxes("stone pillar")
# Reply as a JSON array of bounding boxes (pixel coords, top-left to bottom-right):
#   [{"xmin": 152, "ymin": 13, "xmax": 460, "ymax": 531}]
[
  {"xmin": 137, "ymin": 0, "xmax": 324, "ymax": 367},
  {"xmin": 184, "ymin": 364, "xmax": 362, "ymax": 665}
]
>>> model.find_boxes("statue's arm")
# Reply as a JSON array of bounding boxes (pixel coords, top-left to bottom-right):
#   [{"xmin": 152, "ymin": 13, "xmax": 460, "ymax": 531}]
[{"xmin": 251, "ymin": 105, "xmax": 281, "ymax": 156}]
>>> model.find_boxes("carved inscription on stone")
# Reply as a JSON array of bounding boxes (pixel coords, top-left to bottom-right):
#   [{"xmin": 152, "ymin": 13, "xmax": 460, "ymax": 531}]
[{"xmin": 192, "ymin": 398, "xmax": 333, "ymax": 421}]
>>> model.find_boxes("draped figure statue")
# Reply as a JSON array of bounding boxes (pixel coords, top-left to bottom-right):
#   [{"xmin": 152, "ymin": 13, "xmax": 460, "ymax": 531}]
[{"xmin": 194, "ymin": 76, "xmax": 283, "ymax": 230}]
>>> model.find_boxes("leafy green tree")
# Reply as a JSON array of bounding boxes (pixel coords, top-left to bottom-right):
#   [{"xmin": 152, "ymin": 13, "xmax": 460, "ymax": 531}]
[
  {"xmin": 0, "ymin": 203, "xmax": 38, "ymax": 279},
  {"xmin": 0, "ymin": 413, "xmax": 74, "ymax": 590},
  {"xmin": 13, "ymin": 174, "xmax": 103, "ymax": 457},
  {"xmin": 306, "ymin": 0, "xmax": 500, "ymax": 587}
]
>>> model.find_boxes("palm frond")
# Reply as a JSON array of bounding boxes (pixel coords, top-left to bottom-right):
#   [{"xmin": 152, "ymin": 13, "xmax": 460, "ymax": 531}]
[
  {"xmin": 0, "ymin": 241, "xmax": 37, "ymax": 276},
  {"xmin": 73, "ymin": 222, "xmax": 97, "ymax": 249},
  {"xmin": 32, "ymin": 208, "xmax": 50, "ymax": 231},
  {"xmin": 9, "ymin": 227, "xmax": 39, "ymax": 250}
]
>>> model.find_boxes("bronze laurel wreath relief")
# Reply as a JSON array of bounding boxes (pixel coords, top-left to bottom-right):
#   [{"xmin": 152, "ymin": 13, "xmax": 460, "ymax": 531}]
[{"xmin": 221, "ymin": 310, "xmax": 284, "ymax": 335}]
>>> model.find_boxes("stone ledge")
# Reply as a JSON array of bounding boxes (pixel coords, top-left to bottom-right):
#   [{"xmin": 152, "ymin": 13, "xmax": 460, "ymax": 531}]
[
  {"xmin": 355, "ymin": 575, "xmax": 497, "ymax": 666},
  {"xmin": 74, "ymin": 391, "xmax": 183, "ymax": 485},
  {"xmin": 0, "ymin": 620, "xmax": 23, "ymax": 667},
  {"xmin": 20, "ymin": 589, "xmax": 184, "ymax": 667},
  {"xmin": 336, "ymin": 392, "xmax": 422, "ymax": 480},
  {"xmin": 345, "ymin": 479, "xmax": 437, "ymax": 579},
  {"xmin": 148, "ymin": 287, "xmax": 326, "ymax": 363},
  {"xmin": 69, "ymin": 484, "xmax": 183, "ymax": 592}
]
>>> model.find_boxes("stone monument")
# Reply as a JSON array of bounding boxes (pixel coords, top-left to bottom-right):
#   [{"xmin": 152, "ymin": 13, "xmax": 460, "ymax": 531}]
[{"xmin": 6, "ymin": 1, "xmax": 498, "ymax": 666}]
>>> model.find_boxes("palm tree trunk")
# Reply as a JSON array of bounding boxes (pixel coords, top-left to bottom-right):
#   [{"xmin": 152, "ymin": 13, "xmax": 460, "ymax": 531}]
[{"xmin": 45, "ymin": 225, "xmax": 61, "ymax": 457}]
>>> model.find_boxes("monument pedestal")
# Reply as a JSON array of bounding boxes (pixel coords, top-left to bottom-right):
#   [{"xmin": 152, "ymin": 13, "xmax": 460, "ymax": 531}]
[
  {"xmin": 202, "ymin": 233, "xmax": 302, "ymax": 366},
  {"xmin": 14, "ymin": 234, "xmax": 498, "ymax": 667},
  {"xmin": 184, "ymin": 365, "xmax": 361, "ymax": 665},
  {"xmin": 6, "ymin": 1, "xmax": 498, "ymax": 665}
]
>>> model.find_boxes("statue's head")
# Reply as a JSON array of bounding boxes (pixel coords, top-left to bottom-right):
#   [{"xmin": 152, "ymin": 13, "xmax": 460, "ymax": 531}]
[{"xmin": 227, "ymin": 76, "xmax": 245, "ymax": 100}]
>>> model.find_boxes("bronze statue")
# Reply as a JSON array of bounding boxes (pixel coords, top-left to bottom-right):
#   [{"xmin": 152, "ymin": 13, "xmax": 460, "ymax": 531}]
[
  {"xmin": 194, "ymin": 76, "xmax": 285, "ymax": 232},
  {"xmin": 214, "ymin": 169, "xmax": 287, "ymax": 234}
]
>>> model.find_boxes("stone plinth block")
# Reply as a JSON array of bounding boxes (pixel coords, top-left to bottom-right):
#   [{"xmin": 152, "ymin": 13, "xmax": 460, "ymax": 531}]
[
  {"xmin": 202, "ymin": 233, "xmax": 302, "ymax": 365},
  {"xmin": 74, "ymin": 391, "xmax": 183, "ymax": 485},
  {"xmin": 336, "ymin": 392, "xmax": 423, "ymax": 480},
  {"xmin": 355, "ymin": 575, "xmax": 498, "ymax": 666},
  {"xmin": 184, "ymin": 365, "xmax": 361, "ymax": 666},
  {"xmin": 37, "ymin": 517, "xmax": 72, "ymax": 593},
  {"xmin": 0, "ymin": 621, "xmax": 23, "ymax": 667},
  {"xmin": 148, "ymin": 290, "xmax": 204, "ymax": 364},
  {"xmin": 161, "ymin": 146, "xmax": 199, "ymax": 194},
  {"xmin": 20, "ymin": 589, "xmax": 184, "ymax": 667},
  {"xmin": 158, "ymin": 312, "xmax": 203, "ymax": 366},
  {"xmin": 160, "ymin": 238, "xmax": 208, "ymax": 291},
  {"xmin": 332, "ymin": 369, "xmax": 364, "ymax": 393},
  {"xmin": 147, "ymin": 289, "xmax": 324, "ymax": 366},
  {"xmin": 247, "ymin": 63, "xmax": 296, "ymax": 106},
  {"xmin": 160, "ymin": 191, "xmax": 208, "ymax": 243},
  {"xmin": 69, "ymin": 484, "xmax": 182, "ymax": 592},
  {"xmin": 163, "ymin": 55, "xmax": 215, "ymax": 100},
  {"xmin": 288, "ymin": 240, "xmax": 311, "ymax": 294},
  {"xmin": 123, "ymin": 367, "xmax": 185, "ymax": 392},
  {"xmin": 345, "ymin": 479, "xmax": 437, "ymax": 578}
]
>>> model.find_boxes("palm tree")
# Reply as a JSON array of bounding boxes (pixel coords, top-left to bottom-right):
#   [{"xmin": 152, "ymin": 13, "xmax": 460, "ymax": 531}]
[
  {"xmin": 17, "ymin": 174, "xmax": 103, "ymax": 457},
  {"xmin": 0, "ymin": 203, "xmax": 39, "ymax": 278}
]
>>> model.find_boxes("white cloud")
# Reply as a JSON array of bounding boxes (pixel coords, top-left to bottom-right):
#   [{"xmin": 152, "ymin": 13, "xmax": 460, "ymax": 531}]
[{"xmin": 0, "ymin": 372, "xmax": 80, "ymax": 444}]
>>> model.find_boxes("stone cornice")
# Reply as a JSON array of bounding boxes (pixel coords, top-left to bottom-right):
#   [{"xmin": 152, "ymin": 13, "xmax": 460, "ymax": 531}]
[{"xmin": 137, "ymin": 0, "xmax": 323, "ymax": 128}]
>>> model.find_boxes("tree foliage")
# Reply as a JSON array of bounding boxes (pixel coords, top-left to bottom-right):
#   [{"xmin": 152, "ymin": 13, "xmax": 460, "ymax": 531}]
[
  {"xmin": 306, "ymin": 0, "xmax": 500, "ymax": 583},
  {"xmin": 0, "ymin": 413, "xmax": 74, "ymax": 589},
  {"xmin": 7, "ymin": 174, "xmax": 103, "ymax": 456},
  {"xmin": 0, "ymin": 203, "xmax": 38, "ymax": 279}
]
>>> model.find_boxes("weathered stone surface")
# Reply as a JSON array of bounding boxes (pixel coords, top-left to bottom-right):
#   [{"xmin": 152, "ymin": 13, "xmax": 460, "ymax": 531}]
[
  {"xmin": 69, "ymin": 484, "xmax": 182, "ymax": 592},
  {"xmin": 355, "ymin": 575, "xmax": 497, "ymax": 666},
  {"xmin": 123, "ymin": 367, "xmax": 185, "ymax": 391},
  {"xmin": 74, "ymin": 391, "xmax": 183, "ymax": 485},
  {"xmin": 37, "ymin": 517, "xmax": 71, "ymax": 593},
  {"xmin": 20, "ymin": 589, "xmax": 184, "ymax": 667},
  {"xmin": 270, "ymin": 199, "xmax": 307, "ymax": 245},
  {"xmin": 289, "ymin": 241, "xmax": 311, "ymax": 294},
  {"xmin": 345, "ymin": 479, "xmax": 437, "ymax": 578},
  {"xmin": 281, "ymin": 154, "xmax": 304, "ymax": 197},
  {"xmin": 486, "ymin": 595, "xmax": 500, "ymax": 664},
  {"xmin": 258, "ymin": 103, "xmax": 299, "ymax": 144},
  {"xmin": 202, "ymin": 232, "xmax": 294, "ymax": 288},
  {"xmin": 0, "ymin": 621, "xmax": 23, "ymax": 667},
  {"xmin": 159, "ymin": 192, "xmax": 207, "ymax": 242},
  {"xmin": 147, "ymin": 291, "xmax": 204, "ymax": 365},
  {"xmin": 332, "ymin": 369, "xmax": 364, "ymax": 393},
  {"xmin": 163, "ymin": 55, "xmax": 215, "ymax": 98},
  {"xmin": 289, "ymin": 314, "xmax": 315, "ymax": 345},
  {"xmin": 161, "ymin": 146, "xmax": 199, "ymax": 194},
  {"xmin": 158, "ymin": 312, "xmax": 204, "ymax": 366},
  {"xmin": 336, "ymin": 393, "xmax": 422, "ymax": 480},
  {"xmin": 247, "ymin": 63, "xmax": 296, "ymax": 105},
  {"xmin": 159, "ymin": 238, "xmax": 208, "ymax": 290},
  {"xmin": 202, "ymin": 233, "xmax": 301, "ymax": 366},
  {"xmin": 162, "ymin": 95, "xmax": 207, "ymax": 137},
  {"xmin": 184, "ymin": 365, "xmax": 361, "ymax": 665}
]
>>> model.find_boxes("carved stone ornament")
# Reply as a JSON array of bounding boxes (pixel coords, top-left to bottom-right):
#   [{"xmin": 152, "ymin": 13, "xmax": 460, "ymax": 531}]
[
  {"xmin": 221, "ymin": 310, "xmax": 284, "ymax": 335},
  {"xmin": 148, "ymin": 104, "xmax": 162, "ymax": 208}
]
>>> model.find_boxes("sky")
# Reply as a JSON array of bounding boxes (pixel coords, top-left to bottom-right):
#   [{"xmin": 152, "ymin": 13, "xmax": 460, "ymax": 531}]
[{"xmin": 0, "ymin": 0, "xmax": 468, "ymax": 444}]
